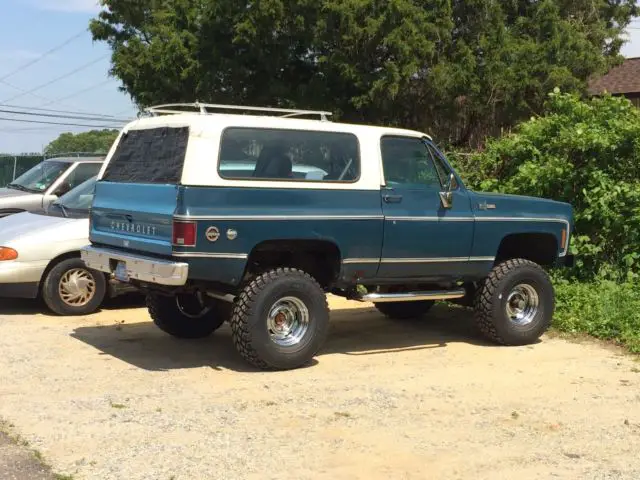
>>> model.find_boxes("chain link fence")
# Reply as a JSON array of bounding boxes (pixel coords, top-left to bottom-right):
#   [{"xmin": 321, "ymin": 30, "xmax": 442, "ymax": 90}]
[{"xmin": 0, "ymin": 152, "xmax": 106, "ymax": 188}]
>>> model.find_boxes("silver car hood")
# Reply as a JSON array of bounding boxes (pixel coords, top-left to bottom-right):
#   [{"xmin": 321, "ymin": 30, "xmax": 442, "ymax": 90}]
[
  {"xmin": 0, "ymin": 211, "xmax": 76, "ymax": 243},
  {"xmin": 0, "ymin": 187, "xmax": 32, "ymax": 199}
]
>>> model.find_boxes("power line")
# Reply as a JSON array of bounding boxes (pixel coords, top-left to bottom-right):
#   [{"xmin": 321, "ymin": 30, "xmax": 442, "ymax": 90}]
[
  {"xmin": 0, "ymin": 116, "xmax": 122, "ymax": 129},
  {"xmin": 1, "ymin": 54, "xmax": 109, "ymax": 104},
  {"xmin": 38, "ymin": 79, "xmax": 113, "ymax": 107},
  {"xmin": 0, "ymin": 103, "xmax": 130, "ymax": 120},
  {"xmin": 0, "ymin": 78, "xmax": 55, "ymax": 103},
  {"xmin": 0, "ymin": 80, "xmax": 112, "ymax": 116},
  {"xmin": 0, "ymin": 108, "xmax": 129, "ymax": 123},
  {"xmin": 0, "ymin": 29, "xmax": 87, "ymax": 82},
  {"xmin": 0, "ymin": 129, "xmax": 87, "ymax": 135},
  {"xmin": 0, "ymin": 126, "xmax": 83, "ymax": 132}
]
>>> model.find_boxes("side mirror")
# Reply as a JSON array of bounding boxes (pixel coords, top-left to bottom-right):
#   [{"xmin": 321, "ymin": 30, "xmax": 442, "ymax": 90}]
[
  {"xmin": 54, "ymin": 182, "xmax": 71, "ymax": 197},
  {"xmin": 439, "ymin": 173, "xmax": 458, "ymax": 209}
]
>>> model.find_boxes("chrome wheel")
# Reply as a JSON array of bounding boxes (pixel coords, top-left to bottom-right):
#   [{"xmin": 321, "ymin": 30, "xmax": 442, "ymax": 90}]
[
  {"xmin": 58, "ymin": 268, "xmax": 96, "ymax": 307},
  {"xmin": 505, "ymin": 283, "xmax": 540, "ymax": 326},
  {"xmin": 175, "ymin": 292, "xmax": 211, "ymax": 319},
  {"xmin": 267, "ymin": 296, "xmax": 310, "ymax": 347}
]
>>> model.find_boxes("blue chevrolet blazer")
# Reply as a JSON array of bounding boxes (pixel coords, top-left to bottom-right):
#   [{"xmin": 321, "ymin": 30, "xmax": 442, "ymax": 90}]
[{"xmin": 82, "ymin": 103, "xmax": 575, "ymax": 370}]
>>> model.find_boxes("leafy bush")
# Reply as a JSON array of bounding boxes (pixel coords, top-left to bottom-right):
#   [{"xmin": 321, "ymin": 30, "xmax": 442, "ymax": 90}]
[
  {"xmin": 554, "ymin": 278, "xmax": 640, "ymax": 353},
  {"xmin": 461, "ymin": 91, "xmax": 640, "ymax": 279}
]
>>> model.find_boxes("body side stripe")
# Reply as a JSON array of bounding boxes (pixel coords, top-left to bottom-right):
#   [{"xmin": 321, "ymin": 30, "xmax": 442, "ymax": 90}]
[
  {"xmin": 171, "ymin": 252, "xmax": 248, "ymax": 259},
  {"xmin": 174, "ymin": 214, "xmax": 384, "ymax": 221}
]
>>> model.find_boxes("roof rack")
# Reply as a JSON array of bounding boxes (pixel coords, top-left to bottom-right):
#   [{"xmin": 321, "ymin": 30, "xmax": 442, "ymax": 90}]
[{"xmin": 144, "ymin": 102, "xmax": 333, "ymax": 121}]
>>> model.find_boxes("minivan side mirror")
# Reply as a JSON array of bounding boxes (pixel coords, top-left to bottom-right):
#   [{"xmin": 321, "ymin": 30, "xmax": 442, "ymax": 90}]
[
  {"xmin": 54, "ymin": 182, "xmax": 72, "ymax": 197},
  {"xmin": 439, "ymin": 173, "xmax": 457, "ymax": 209}
]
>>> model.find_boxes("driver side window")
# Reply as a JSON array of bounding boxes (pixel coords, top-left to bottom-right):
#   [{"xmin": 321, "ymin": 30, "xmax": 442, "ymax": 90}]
[{"xmin": 381, "ymin": 136, "xmax": 442, "ymax": 189}]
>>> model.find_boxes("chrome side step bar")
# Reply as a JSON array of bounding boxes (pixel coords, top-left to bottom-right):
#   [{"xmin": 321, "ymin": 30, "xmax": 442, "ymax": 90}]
[{"xmin": 357, "ymin": 289, "xmax": 466, "ymax": 303}]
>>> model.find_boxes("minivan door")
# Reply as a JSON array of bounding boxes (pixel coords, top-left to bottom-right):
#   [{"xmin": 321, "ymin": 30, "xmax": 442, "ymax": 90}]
[{"xmin": 377, "ymin": 136, "xmax": 475, "ymax": 280}]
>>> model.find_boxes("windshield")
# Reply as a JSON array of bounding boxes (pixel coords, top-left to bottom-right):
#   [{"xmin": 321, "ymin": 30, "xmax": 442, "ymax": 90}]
[
  {"xmin": 8, "ymin": 160, "xmax": 71, "ymax": 193},
  {"xmin": 54, "ymin": 175, "xmax": 97, "ymax": 211}
]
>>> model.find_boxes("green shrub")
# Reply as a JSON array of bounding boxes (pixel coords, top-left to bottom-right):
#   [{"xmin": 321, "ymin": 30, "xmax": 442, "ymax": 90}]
[
  {"xmin": 553, "ymin": 277, "xmax": 640, "ymax": 353},
  {"xmin": 461, "ymin": 91, "xmax": 640, "ymax": 280}
]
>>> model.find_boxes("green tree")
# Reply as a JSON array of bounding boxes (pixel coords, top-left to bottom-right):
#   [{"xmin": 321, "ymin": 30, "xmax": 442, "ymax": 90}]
[
  {"xmin": 91, "ymin": 0, "xmax": 637, "ymax": 146},
  {"xmin": 463, "ymin": 91, "xmax": 640, "ymax": 280},
  {"xmin": 44, "ymin": 129, "xmax": 119, "ymax": 156}
]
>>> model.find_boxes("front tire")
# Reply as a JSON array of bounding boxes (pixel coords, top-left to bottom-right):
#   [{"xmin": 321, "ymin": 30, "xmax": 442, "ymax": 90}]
[
  {"xmin": 474, "ymin": 259, "xmax": 554, "ymax": 345},
  {"xmin": 42, "ymin": 258, "xmax": 107, "ymax": 316},
  {"xmin": 230, "ymin": 268, "xmax": 330, "ymax": 370},
  {"xmin": 147, "ymin": 293, "xmax": 227, "ymax": 339},
  {"xmin": 375, "ymin": 300, "xmax": 435, "ymax": 320}
]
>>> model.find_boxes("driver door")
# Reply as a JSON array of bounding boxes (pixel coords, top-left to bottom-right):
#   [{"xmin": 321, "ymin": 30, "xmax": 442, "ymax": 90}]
[{"xmin": 377, "ymin": 136, "xmax": 474, "ymax": 279}]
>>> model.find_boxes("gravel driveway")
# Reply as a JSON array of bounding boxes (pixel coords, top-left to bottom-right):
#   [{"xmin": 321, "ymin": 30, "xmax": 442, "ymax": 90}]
[{"xmin": 0, "ymin": 295, "xmax": 639, "ymax": 480}]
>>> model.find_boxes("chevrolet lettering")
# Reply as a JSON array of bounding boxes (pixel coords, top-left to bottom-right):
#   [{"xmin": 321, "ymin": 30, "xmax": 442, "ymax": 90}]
[
  {"xmin": 110, "ymin": 221, "xmax": 157, "ymax": 236},
  {"xmin": 81, "ymin": 102, "xmax": 575, "ymax": 371}
]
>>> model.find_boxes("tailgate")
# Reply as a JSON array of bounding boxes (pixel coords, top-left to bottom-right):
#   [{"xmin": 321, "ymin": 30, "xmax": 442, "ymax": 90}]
[
  {"xmin": 88, "ymin": 126, "xmax": 188, "ymax": 256},
  {"xmin": 89, "ymin": 182, "xmax": 178, "ymax": 256}
]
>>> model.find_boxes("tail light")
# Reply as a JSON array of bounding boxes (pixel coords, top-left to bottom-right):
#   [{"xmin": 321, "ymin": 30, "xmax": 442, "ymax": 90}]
[{"xmin": 172, "ymin": 221, "xmax": 196, "ymax": 247}]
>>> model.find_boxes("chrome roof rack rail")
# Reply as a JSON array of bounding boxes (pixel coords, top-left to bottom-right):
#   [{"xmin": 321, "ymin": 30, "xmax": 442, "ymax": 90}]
[{"xmin": 144, "ymin": 102, "xmax": 333, "ymax": 121}]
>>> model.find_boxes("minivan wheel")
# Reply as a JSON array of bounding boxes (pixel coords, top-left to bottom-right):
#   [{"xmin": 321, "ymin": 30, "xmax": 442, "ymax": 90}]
[
  {"xmin": 230, "ymin": 268, "xmax": 330, "ymax": 370},
  {"xmin": 42, "ymin": 258, "xmax": 107, "ymax": 316},
  {"xmin": 147, "ymin": 293, "xmax": 227, "ymax": 339},
  {"xmin": 474, "ymin": 259, "xmax": 554, "ymax": 345}
]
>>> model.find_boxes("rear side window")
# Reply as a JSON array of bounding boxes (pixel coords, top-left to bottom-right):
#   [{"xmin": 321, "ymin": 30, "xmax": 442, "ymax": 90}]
[
  {"xmin": 102, "ymin": 127, "xmax": 188, "ymax": 184},
  {"xmin": 218, "ymin": 127, "xmax": 360, "ymax": 182}
]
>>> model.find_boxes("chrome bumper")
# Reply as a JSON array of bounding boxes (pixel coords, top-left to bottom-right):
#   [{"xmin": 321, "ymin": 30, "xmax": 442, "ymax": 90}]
[{"xmin": 80, "ymin": 245, "xmax": 189, "ymax": 286}]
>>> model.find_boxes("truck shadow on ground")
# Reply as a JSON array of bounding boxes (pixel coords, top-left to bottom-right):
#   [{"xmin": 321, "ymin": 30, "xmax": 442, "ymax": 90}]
[
  {"xmin": 0, "ymin": 294, "xmax": 146, "ymax": 316},
  {"xmin": 70, "ymin": 304, "xmax": 497, "ymax": 373}
]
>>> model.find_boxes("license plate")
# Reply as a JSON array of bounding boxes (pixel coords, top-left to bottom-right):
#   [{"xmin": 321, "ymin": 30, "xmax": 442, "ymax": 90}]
[{"xmin": 114, "ymin": 261, "xmax": 129, "ymax": 283}]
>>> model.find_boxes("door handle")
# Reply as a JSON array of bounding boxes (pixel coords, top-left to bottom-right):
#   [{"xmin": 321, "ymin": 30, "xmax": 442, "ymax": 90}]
[{"xmin": 383, "ymin": 194, "xmax": 403, "ymax": 204}]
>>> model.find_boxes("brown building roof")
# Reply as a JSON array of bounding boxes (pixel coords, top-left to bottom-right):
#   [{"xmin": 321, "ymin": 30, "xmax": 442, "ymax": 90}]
[{"xmin": 588, "ymin": 57, "xmax": 640, "ymax": 95}]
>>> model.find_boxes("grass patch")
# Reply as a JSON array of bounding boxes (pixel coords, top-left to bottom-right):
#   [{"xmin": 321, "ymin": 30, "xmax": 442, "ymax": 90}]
[
  {"xmin": 553, "ymin": 279, "xmax": 640, "ymax": 353},
  {"xmin": 110, "ymin": 402, "xmax": 127, "ymax": 409}
]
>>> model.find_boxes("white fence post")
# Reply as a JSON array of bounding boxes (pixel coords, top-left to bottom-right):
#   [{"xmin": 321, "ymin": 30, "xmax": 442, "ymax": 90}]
[{"xmin": 12, "ymin": 156, "xmax": 17, "ymax": 181}]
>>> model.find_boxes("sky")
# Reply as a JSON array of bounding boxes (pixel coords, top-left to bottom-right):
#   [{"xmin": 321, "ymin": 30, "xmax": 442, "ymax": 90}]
[{"xmin": 0, "ymin": 1, "xmax": 639, "ymax": 154}]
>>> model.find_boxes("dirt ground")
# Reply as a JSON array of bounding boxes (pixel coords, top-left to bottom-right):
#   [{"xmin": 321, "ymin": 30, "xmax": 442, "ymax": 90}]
[
  {"xmin": 0, "ymin": 432, "xmax": 54, "ymax": 480},
  {"xmin": 0, "ymin": 294, "xmax": 639, "ymax": 480}
]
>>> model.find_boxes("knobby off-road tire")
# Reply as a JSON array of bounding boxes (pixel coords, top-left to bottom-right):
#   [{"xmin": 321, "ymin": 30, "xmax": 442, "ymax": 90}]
[
  {"xmin": 147, "ymin": 293, "xmax": 227, "ymax": 339},
  {"xmin": 375, "ymin": 300, "xmax": 435, "ymax": 320},
  {"xmin": 474, "ymin": 258, "xmax": 554, "ymax": 346},
  {"xmin": 42, "ymin": 258, "xmax": 107, "ymax": 316},
  {"xmin": 230, "ymin": 268, "xmax": 330, "ymax": 371}
]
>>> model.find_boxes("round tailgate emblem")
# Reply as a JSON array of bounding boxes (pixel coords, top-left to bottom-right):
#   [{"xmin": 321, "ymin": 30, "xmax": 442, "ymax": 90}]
[{"xmin": 205, "ymin": 226, "xmax": 220, "ymax": 242}]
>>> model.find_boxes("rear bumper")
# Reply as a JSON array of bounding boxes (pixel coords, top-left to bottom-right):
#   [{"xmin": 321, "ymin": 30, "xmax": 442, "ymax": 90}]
[{"xmin": 81, "ymin": 245, "xmax": 189, "ymax": 286}]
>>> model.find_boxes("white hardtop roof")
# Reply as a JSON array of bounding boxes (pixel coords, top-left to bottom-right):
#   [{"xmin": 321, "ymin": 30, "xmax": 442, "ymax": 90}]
[{"xmin": 122, "ymin": 112, "xmax": 433, "ymax": 141}]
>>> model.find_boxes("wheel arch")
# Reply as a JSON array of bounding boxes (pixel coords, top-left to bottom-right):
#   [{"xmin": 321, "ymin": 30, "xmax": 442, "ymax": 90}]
[
  {"xmin": 38, "ymin": 250, "xmax": 108, "ymax": 294},
  {"xmin": 244, "ymin": 239, "xmax": 342, "ymax": 289},
  {"xmin": 495, "ymin": 232, "xmax": 559, "ymax": 267}
]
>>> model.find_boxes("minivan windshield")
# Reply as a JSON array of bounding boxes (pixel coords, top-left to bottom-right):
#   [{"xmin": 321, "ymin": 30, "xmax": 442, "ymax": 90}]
[
  {"xmin": 7, "ymin": 160, "xmax": 70, "ymax": 193},
  {"xmin": 53, "ymin": 175, "xmax": 97, "ymax": 213}
]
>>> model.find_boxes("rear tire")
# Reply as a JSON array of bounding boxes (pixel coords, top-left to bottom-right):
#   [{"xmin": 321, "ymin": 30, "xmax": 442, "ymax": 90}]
[
  {"xmin": 147, "ymin": 293, "xmax": 227, "ymax": 339},
  {"xmin": 474, "ymin": 259, "xmax": 554, "ymax": 345},
  {"xmin": 42, "ymin": 258, "xmax": 107, "ymax": 316},
  {"xmin": 230, "ymin": 268, "xmax": 330, "ymax": 370},
  {"xmin": 375, "ymin": 300, "xmax": 435, "ymax": 320}
]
